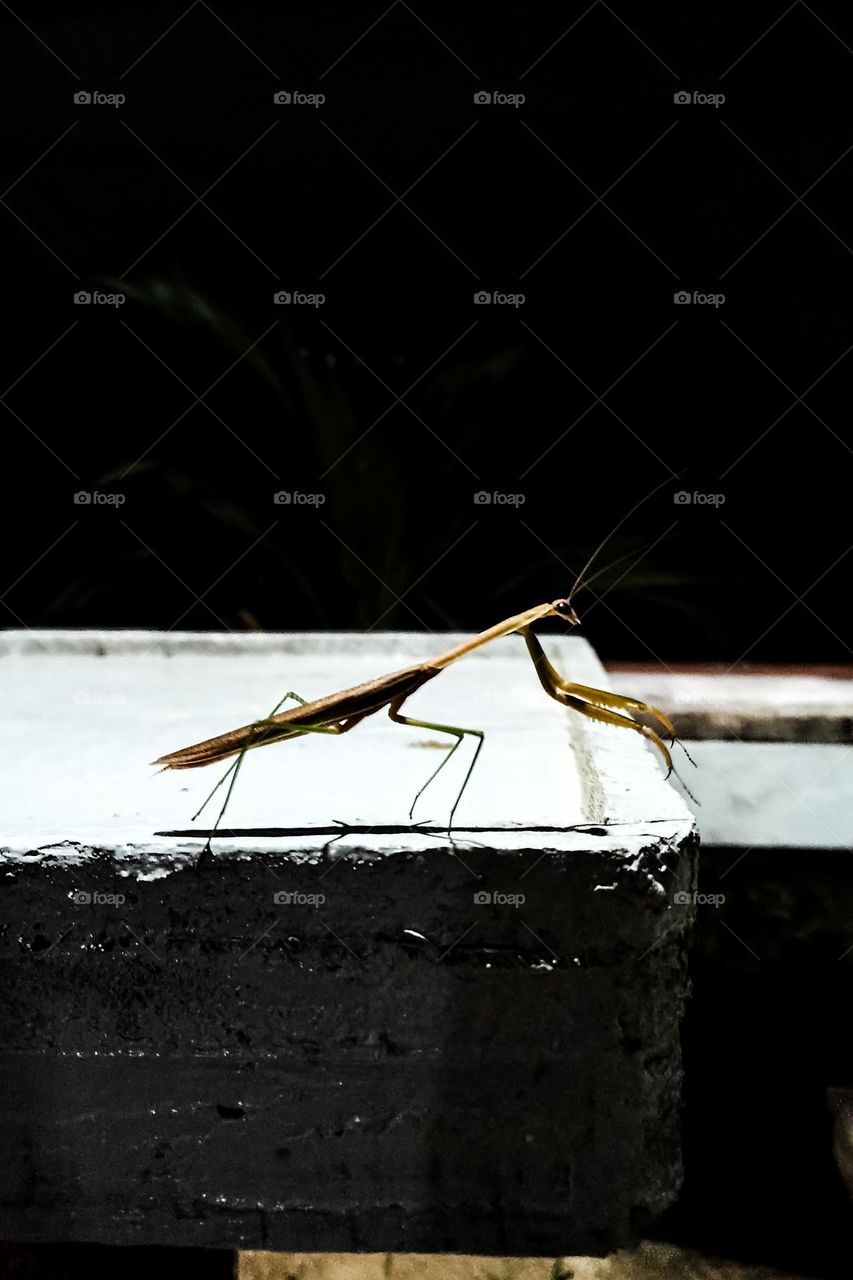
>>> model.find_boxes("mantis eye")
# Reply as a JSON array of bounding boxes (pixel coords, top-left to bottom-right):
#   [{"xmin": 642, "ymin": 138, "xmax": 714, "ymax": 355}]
[{"xmin": 553, "ymin": 599, "xmax": 580, "ymax": 624}]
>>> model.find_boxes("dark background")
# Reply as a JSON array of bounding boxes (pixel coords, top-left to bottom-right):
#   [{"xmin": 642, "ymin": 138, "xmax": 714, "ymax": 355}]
[
  {"xmin": 3, "ymin": 12, "xmax": 853, "ymax": 1279},
  {"xmin": 2, "ymin": 2, "xmax": 852, "ymax": 662}
]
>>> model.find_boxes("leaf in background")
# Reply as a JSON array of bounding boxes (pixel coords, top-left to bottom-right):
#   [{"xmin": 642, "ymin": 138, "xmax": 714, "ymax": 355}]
[{"xmin": 101, "ymin": 276, "xmax": 294, "ymax": 410}]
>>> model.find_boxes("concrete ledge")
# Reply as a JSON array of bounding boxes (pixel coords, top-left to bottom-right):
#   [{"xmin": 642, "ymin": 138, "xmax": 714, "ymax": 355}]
[
  {"xmin": 608, "ymin": 671, "xmax": 853, "ymax": 744},
  {"xmin": 665, "ymin": 740, "xmax": 853, "ymax": 848},
  {"xmin": 0, "ymin": 631, "xmax": 696, "ymax": 1254},
  {"xmin": 602, "ymin": 669, "xmax": 853, "ymax": 848}
]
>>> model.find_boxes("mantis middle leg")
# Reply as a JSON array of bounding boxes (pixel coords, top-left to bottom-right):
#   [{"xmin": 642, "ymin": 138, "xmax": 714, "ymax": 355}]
[{"xmin": 387, "ymin": 696, "xmax": 484, "ymax": 831}]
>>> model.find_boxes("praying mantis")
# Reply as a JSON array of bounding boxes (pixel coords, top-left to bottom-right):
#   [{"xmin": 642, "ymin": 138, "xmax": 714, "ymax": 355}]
[{"xmin": 155, "ymin": 528, "xmax": 694, "ymax": 858}]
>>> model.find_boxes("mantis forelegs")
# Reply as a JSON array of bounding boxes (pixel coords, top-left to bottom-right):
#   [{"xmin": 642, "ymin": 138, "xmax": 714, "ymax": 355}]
[
  {"xmin": 521, "ymin": 630, "xmax": 677, "ymax": 741},
  {"xmin": 557, "ymin": 696, "xmax": 675, "ymax": 774},
  {"xmin": 520, "ymin": 628, "xmax": 680, "ymax": 776}
]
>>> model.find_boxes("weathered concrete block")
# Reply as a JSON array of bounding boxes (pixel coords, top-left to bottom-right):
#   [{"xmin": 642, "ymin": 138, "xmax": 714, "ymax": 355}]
[
  {"xmin": 608, "ymin": 670, "xmax": 853, "ymax": 744},
  {"xmin": 607, "ymin": 670, "xmax": 853, "ymax": 847},
  {"xmin": 0, "ymin": 631, "xmax": 697, "ymax": 1254}
]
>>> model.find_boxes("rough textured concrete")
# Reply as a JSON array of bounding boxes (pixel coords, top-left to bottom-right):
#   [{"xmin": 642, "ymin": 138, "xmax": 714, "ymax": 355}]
[{"xmin": 0, "ymin": 631, "xmax": 696, "ymax": 1254}]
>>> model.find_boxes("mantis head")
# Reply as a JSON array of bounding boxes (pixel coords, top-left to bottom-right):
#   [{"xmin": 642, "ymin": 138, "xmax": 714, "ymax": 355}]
[{"xmin": 550, "ymin": 598, "xmax": 580, "ymax": 625}]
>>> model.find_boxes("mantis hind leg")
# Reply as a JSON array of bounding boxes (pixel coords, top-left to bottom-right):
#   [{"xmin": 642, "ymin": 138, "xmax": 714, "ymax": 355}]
[
  {"xmin": 194, "ymin": 690, "xmax": 357, "ymax": 869},
  {"xmin": 388, "ymin": 697, "xmax": 484, "ymax": 833},
  {"xmin": 193, "ymin": 691, "xmax": 312, "ymax": 822}
]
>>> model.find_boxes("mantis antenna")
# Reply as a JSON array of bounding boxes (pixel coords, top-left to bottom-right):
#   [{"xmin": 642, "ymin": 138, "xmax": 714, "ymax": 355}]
[{"xmin": 568, "ymin": 471, "xmax": 681, "ymax": 602}]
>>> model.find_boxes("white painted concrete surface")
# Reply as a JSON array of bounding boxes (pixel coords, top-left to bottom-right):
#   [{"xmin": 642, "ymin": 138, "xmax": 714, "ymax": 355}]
[
  {"xmin": 668, "ymin": 741, "xmax": 853, "ymax": 849},
  {"xmin": 0, "ymin": 631, "xmax": 693, "ymax": 861},
  {"xmin": 609, "ymin": 669, "xmax": 853, "ymax": 847}
]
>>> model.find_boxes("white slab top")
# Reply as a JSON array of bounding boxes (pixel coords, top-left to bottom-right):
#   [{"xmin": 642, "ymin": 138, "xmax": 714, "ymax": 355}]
[{"xmin": 0, "ymin": 631, "xmax": 693, "ymax": 861}]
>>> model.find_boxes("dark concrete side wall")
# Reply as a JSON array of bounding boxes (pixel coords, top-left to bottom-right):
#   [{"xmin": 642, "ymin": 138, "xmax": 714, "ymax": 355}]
[{"xmin": 0, "ymin": 840, "xmax": 696, "ymax": 1254}]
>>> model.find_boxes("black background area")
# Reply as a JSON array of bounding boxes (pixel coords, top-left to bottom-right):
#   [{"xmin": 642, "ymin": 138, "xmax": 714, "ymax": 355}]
[{"xmin": 2, "ymin": 2, "xmax": 852, "ymax": 662}]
